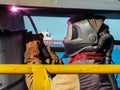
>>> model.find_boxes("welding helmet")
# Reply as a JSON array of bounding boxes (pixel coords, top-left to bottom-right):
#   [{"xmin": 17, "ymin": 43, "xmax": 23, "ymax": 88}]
[{"xmin": 63, "ymin": 14, "xmax": 106, "ymax": 57}]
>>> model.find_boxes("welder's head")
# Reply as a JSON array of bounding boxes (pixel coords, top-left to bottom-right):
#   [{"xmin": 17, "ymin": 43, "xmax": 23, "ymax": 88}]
[{"xmin": 63, "ymin": 14, "xmax": 106, "ymax": 57}]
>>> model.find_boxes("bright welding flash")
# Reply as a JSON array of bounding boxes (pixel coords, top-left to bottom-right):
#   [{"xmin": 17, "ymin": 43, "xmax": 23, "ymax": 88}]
[{"xmin": 10, "ymin": 6, "xmax": 20, "ymax": 12}]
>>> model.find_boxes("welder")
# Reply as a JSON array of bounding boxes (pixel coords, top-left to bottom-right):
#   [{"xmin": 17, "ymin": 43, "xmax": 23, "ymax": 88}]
[{"xmin": 24, "ymin": 14, "xmax": 118, "ymax": 90}]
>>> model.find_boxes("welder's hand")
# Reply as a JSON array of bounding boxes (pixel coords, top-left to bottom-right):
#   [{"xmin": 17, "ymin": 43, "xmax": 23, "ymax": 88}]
[
  {"xmin": 46, "ymin": 46, "xmax": 63, "ymax": 64},
  {"xmin": 24, "ymin": 32, "xmax": 47, "ymax": 64},
  {"xmin": 24, "ymin": 40, "xmax": 43, "ymax": 64}
]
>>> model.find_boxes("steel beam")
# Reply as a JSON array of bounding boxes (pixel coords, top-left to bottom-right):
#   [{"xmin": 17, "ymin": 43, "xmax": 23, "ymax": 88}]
[{"xmin": 0, "ymin": 0, "xmax": 120, "ymax": 11}]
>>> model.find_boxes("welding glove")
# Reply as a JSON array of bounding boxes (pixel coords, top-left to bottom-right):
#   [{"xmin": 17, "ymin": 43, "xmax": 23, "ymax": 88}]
[{"xmin": 24, "ymin": 32, "xmax": 63, "ymax": 90}]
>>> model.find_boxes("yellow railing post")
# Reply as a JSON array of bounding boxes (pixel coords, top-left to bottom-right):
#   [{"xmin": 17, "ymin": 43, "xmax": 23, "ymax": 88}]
[{"xmin": 32, "ymin": 68, "xmax": 50, "ymax": 90}]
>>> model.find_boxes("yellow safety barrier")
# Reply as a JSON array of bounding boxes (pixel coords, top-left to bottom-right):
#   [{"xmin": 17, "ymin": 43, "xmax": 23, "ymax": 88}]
[{"xmin": 0, "ymin": 64, "xmax": 120, "ymax": 90}]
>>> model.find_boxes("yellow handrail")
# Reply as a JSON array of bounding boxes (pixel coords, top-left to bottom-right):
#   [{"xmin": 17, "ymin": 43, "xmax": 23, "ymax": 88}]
[
  {"xmin": 0, "ymin": 64, "xmax": 120, "ymax": 74},
  {"xmin": 0, "ymin": 64, "xmax": 120, "ymax": 90}
]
